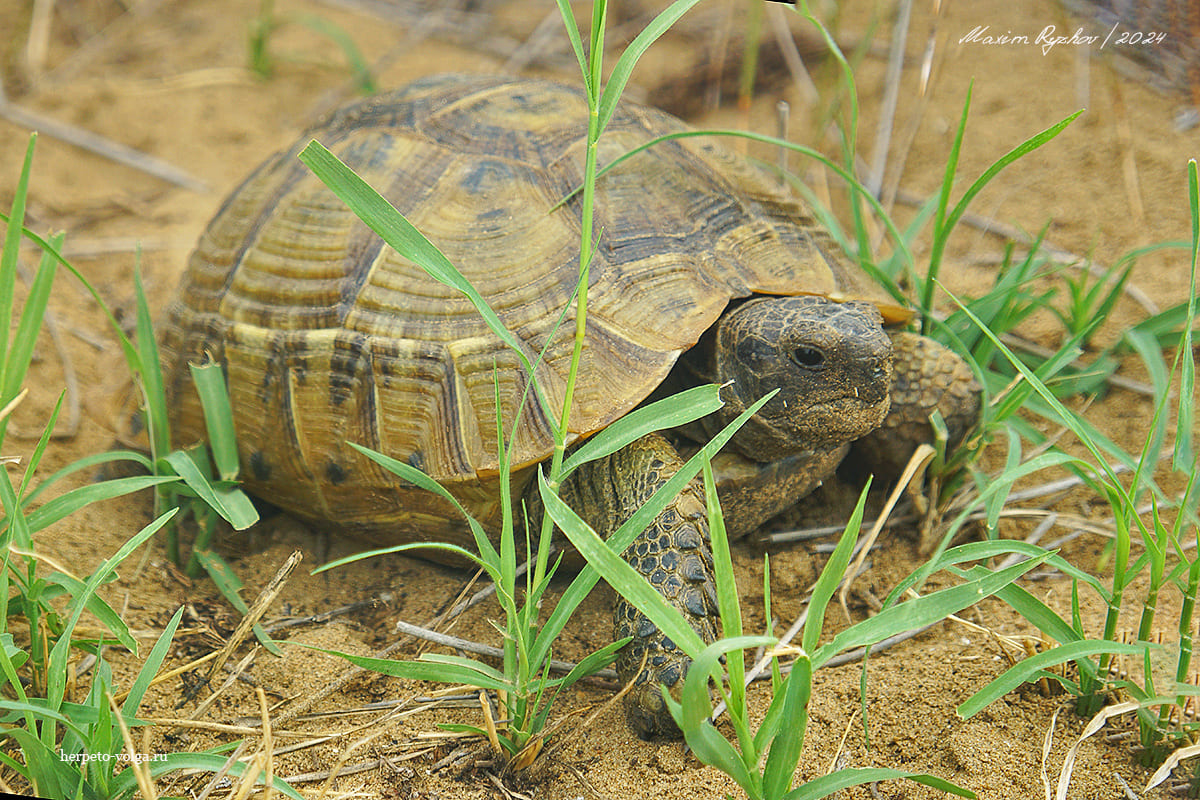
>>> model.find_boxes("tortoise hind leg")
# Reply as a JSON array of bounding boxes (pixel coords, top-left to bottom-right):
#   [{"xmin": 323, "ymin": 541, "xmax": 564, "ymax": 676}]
[{"xmin": 550, "ymin": 432, "xmax": 718, "ymax": 738}]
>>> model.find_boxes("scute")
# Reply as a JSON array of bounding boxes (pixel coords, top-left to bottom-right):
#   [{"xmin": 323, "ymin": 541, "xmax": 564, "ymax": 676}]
[{"xmin": 160, "ymin": 73, "xmax": 882, "ymax": 541}]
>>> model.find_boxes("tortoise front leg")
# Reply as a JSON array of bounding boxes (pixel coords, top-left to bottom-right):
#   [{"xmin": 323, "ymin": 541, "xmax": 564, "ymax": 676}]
[{"xmin": 550, "ymin": 432, "xmax": 719, "ymax": 738}]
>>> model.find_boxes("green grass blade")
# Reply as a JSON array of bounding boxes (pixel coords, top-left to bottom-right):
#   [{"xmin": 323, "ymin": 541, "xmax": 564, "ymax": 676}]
[
  {"xmin": 296, "ymin": 644, "xmax": 510, "ymax": 692},
  {"xmin": 952, "ymin": 566, "xmax": 1081, "ymax": 644},
  {"xmin": 4, "ymin": 232, "xmax": 60, "ymax": 405},
  {"xmin": 944, "ymin": 283, "xmax": 1130, "ymax": 492},
  {"xmin": 0, "ymin": 134, "xmax": 37, "ymax": 404},
  {"xmin": 703, "ymin": 458, "xmax": 741, "ymax": 639},
  {"xmin": 44, "ymin": 509, "xmax": 177, "ymax": 713},
  {"xmin": 42, "ymin": 572, "xmax": 137, "ymax": 653},
  {"xmin": 803, "ymin": 482, "xmax": 869, "ymax": 653},
  {"xmin": 885, "ymin": 540, "xmax": 1108, "ymax": 603},
  {"xmin": 923, "ymin": 82, "xmax": 973, "ymax": 321},
  {"xmin": 957, "ymin": 639, "xmax": 1147, "ymax": 719},
  {"xmin": 298, "ymin": 142, "xmax": 540, "ymax": 389},
  {"xmin": 942, "ymin": 110, "xmax": 1083, "ymax": 254},
  {"xmin": 549, "ymin": 638, "xmax": 627, "ymax": 693},
  {"xmin": 121, "ymin": 606, "xmax": 184, "ymax": 716},
  {"xmin": 188, "ymin": 361, "xmax": 240, "ymax": 481},
  {"xmin": 663, "ymin": 690, "xmax": 760, "ymax": 797},
  {"xmin": 560, "ymin": 384, "xmax": 722, "ymax": 476},
  {"xmin": 133, "ymin": 263, "xmax": 170, "ymax": 462},
  {"xmin": 530, "ymin": 391, "xmax": 775, "ymax": 671},
  {"xmin": 816, "ymin": 553, "xmax": 1055, "ymax": 668},
  {"xmin": 925, "ymin": 103, "xmax": 1082, "ymax": 329},
  {"xmin": 1174, "ymin": 159, "xmax": 1198, "ymax": 470},
  {"xmin": 17, "ymin": 391, "xmax": 64, "ymax": 498},
  {"xmin": 313, "ymin": 541, "xmax": 485, "ymax": 573},
  {"xmin": 552, "ymin": 0, "xmax": 589, "ymax": 95},
  {"xmin": 162, "ymin": 451, "xmax": 257, "ymax": 529},
  {"xmin": 539, "ymin": 473, "xmax": 707, "ymax": 658},
  {"xmin": 763, "ymin": 652, "xmax": 812, "ymax": 799},
  {"xmin": 346, "ymin": 441, "xmax": 500, "ymax": 567},
  {"xmin": 668, "ymin": 636, "xmax": 775, "ymax": 796},
  {"xmin": 297, "ymin": 15, "xmax": 376, "ymax": 93},
  {"xmin": 598, "ymin": 0, "xmax": 704, "ymax": 133},
  {"xmin": 0, "ymin": 218, "xmax": 141, "ymax": 376},
  {"xmin": 190, "ymin": 549, "xmax": 280, "ymax": 655},
  {"xmin": 2, "ymin": 724, "xmax": 100, "ymax": 799},
  {"xmin": 418, "ymin": 652, "xmax": 507, "ymax": 683},
  {"xmin": 21, "ymin": 475, "xmax": 178, "ymax": 533},
  {"xmin": 107, "ymin": 751, "xmax": 304, "ymax": 800},
  {"xmin": 784, "ymin": 767, "xmax": 975, "ymax": 799}
]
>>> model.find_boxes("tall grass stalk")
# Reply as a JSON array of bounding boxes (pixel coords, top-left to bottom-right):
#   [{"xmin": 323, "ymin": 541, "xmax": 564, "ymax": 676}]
[{"xmin": 305, "ymin": 0, "xmax": 726, "ymax": 763}]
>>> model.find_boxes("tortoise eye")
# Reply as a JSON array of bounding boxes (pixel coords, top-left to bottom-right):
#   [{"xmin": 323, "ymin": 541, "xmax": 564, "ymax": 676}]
[{"xmin": 791, "ymin": 346, "xmax": 826, "ymax": 369}]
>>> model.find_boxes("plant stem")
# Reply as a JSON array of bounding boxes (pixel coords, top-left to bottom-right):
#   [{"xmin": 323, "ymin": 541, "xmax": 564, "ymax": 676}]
[{"xmin": 539, "ymin": 0, "xmax": 607, "ymax": 600}]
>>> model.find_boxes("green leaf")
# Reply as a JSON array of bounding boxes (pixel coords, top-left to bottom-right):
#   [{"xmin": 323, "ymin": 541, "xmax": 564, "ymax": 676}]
[
  {"xmin": 45, "ymin": 509, "xmax": 176, "ymax": 714},
  {"xmin": 133, "ymin": 263, "xmax": 170, "ymax": 462},
  {"xmin": 598, "ymin": 0, "xmax": 705, "ymax": 133},
  {"xmin": 297, "ymin": 15, "xmax": 375, "ymax": 93},
  {"xmin": 949, "ymin": 564, "xmax": 1083, "ymax": 644},
  {"xmin": 162, "ymin": 450, "xmax": 257, "ymax": 529},
  {"xmin": 803, "ymin": 483, "xmax": 869, "ymax": 653},
  {"xmin": 297, "ymin": 141, "xmax": 541, "ymax": 393},
  {"xmin": 21, "ymin": 450, "xmax": 152, "ymax": 507},
  {"xmin": 528, "ymin": 391, "xmax": 774, "ymax": 674},
  {"xmin": 763, "ymin": 653, "xmax": 812, "ymax": 799},
  {"xmin": 539, "ymin": 476, "xmax": 708, "ymax": 658},
  {"xmin": 0, "ymin": 134, "xmax": 37, "ymax": 409},
  {"xmin": 957, "ymin": 638, "xmax": 1148, "ymax": 719},
  {"xmin": 561, "ymin": 384, "xmax": 723, "ymax": 476},
  {"xmin": 784, "ymin": 767, "xmax": 975, "ymax": 799},
  {"xmin": 4, "ymin": 232, "xmax": 60, "ymax": 404},
  {"xmin": 682, "ymin": 636, "xmax": 775, "ymax": 731},
  {"xmin": 107, "ymin": 751, "xmax": 305, "ymax": 800},
  {"xmin": 189, "ymin": 360, "xmax": 241, "ymax": 481},
  {"xmin": 17, "ymin": 391, "xmax": 64, "ymax": 499},
  {"xmin": 122, "ymin": 606, "xmax": 185, "ymax": 717},
  {"xmin": 43, "ymin": 572, "xmax": 137, "ymax": 654},
  {"xmin": 295, "ymin": 644, "xmax": 511, "ymax": 692},
  {"xmin": 552, "ymin": 0, "xmax": 589, "ymax": 93},
  {"xmin": 1173, "ymin": 158, "xmax": 1197, "ymax": 470},
  {"xmin": 418, "ymin": 652, "xmax": 507, "ymax": 683},
  {"xmin": 816, "ymin": 553, "xmax": 1055, "ymax": 668},
  {"xmin": 21, "ymin": 475, "xmax": 178, "ymax": 534},
  {"xmin": 313, "ymin": 540, "xmax": 484, "ymax": 573},
  {"xmin": 347, "ymin": 441, "xmax": 501, "ymax": 568}
]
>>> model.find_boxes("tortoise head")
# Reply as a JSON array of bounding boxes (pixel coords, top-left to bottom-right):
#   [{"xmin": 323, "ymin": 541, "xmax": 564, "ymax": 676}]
[{"xmin": 714, "ymin": 295, "xmax": 893, "ymax": 461}]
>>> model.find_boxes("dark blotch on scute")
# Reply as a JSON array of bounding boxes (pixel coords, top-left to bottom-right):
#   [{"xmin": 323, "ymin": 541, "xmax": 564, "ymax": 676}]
[
  {"xmin": 249, "ymin": 451, "xmax": 271, "ymax": 482},
  {"xmin": 325, "ymin": 461, "xmax": 349, "ymax": 485}
]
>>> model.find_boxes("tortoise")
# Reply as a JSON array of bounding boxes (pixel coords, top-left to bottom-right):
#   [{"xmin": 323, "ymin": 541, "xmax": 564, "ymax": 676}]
[{"xmin": 157, "ymin": 73, "xmax": 979, "ymax": 737}]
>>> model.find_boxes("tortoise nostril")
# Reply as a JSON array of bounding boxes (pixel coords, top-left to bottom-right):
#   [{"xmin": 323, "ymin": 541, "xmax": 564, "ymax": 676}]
[{"xmin": 792, "ymin": 346, "xmax": 826, "ymax": 369}]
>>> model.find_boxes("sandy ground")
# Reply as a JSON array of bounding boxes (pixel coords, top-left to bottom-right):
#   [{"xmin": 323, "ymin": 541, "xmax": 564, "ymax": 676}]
[{"xmin": 0, "ymin": 0, "xmax": 1198, "ymax": 798}]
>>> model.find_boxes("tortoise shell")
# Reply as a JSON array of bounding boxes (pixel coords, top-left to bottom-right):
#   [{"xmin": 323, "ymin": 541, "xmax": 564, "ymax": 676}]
[{"xmin": 159, "ymin": 73, "xmax": 891, "ymax": 542}]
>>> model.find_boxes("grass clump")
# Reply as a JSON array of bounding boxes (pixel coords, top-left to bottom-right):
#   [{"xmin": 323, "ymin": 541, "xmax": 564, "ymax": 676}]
[
  {"xmin": 954, "ymin": 160, "xmax": 1199, "ymax": 788},
  {"xmin": 0, "ymin": 135, "xmax": 294, "ymax": 798},
  {"xmin": 786, "ymin": 1, "xmax": 1200, "ymax": 784},
  {"xmin": 247, "ymin": 0, "xmax": 375, "ymax": 92}
]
